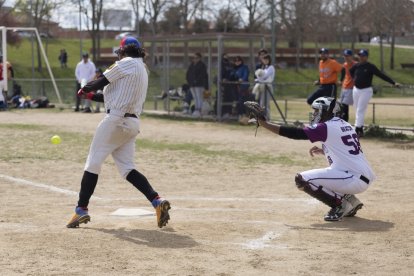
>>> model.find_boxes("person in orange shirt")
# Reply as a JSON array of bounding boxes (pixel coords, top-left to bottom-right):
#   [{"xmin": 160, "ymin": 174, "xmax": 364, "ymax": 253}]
[
  {"xmin": 307, "ymin": 48, "xmax": 342, "ymax": 105},
  {"xmin": 338, "ymin": 49, "xmax": 357, "ymax": 122}
]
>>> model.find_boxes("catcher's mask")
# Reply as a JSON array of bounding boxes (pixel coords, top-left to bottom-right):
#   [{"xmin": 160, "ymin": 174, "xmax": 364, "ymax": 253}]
[
  {"xmin": 114, "ymin": 36, "xmax": 143, "ymax": 58},
  {"xmin": 310, "ymin": 97, "xmax": 338, "ymax": 125}
]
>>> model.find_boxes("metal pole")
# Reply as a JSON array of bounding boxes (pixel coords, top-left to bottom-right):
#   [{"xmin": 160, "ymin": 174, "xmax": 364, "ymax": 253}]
[
  {"xmin": 372, "ymin": 103, "xmax": 376, "ymax": 124},
  {"xmin": 217, "ymin": 35, "xmax": 223, "ymax": 121},
  {"xmin": 208, "ymin": 40, "xmax": 212, "ymax": 94},
  {"xmin": 1, "ymin": 27, "xmax": 8, "ymax": 93},
  {"xmin": 33, "ymin": 28, "xmax": 62, "ymax": 104},
  {"xmin": 271, "ymin": 0, "xmax": 276, "ymax": 65},
  {"xmin": 79, "ymin": 0, "xmax": 83, "ymax": 58}
]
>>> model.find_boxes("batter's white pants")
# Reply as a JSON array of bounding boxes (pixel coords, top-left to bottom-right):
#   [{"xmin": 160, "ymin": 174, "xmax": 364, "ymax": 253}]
[
  {"xmin": 190, "ymin": 86, "xmax": 204, "ymax": 111},
  {"xmin": 85, "ymin": 113, "xmax": 140, "ymax": 178},
  {"xmin": 353, "ymin": 86, "xmax": 373, "ymax": 128},
  {"xmin": 300, "ymin": 167, "xmax": 370, "ymax": 197}
]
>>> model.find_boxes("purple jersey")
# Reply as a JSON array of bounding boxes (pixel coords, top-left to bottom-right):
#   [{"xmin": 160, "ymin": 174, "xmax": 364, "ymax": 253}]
[{"xmin": 304, "ymin": 118, "xmax": 375, "ymax": 181}]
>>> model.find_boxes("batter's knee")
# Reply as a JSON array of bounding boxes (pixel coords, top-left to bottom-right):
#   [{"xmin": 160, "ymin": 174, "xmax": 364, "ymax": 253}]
[
  {"xmin": 295, "ymin": 173, "xmax": 308, "ymax": 190},
  {"xmin": 84, "ymin": 162, "xmax": 102, "ymax": 175}
]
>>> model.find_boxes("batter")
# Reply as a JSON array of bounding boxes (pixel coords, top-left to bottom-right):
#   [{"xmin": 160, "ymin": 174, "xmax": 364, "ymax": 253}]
[{"xmin": 67, "ymin": 36, "xmax": 171, "ymax": 228}]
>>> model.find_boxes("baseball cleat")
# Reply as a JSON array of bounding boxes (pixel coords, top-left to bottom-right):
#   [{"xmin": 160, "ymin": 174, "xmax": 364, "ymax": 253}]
[
  {"xmin": 324, "ymin": 199, "xmax": 353, "ymax": 222},
  {"xmin": 344, "ymin": 194, "xmax": 364, "ymax": 217},
  {"xmin": 155, "ymin": 200, "xmax": 171, "ymax": 228},
  {"xmin": 66, "ymin": 207, "xmax": 91, "ymax": 228}
]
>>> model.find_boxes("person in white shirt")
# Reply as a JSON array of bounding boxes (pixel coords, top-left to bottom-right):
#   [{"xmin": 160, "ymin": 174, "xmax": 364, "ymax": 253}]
[
  {"xmin": 74, "ymin": 53, "xmax": 96, "ymax": 112},
  {"xmin": 253, "ymin": 54, "xmax": 275, "ymax": 119},
  {"xmin": 253, "ymin": 96, "xmax": 375, "ymax": 222}
]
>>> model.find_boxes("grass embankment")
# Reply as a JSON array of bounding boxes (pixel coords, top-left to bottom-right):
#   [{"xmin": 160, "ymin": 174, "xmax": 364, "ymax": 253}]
[{"xmin": 5, "ymin": 38, "xmax": 414, "ymax": 104}]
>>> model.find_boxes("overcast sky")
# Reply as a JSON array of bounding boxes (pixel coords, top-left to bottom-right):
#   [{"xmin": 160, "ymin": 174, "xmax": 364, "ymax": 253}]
[{"xmin": 4, "ymin": 0, "xmax": 227, "ymax": 30}]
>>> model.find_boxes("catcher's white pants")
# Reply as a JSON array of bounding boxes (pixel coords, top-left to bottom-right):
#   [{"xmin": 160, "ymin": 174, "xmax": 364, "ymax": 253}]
[
  {"xmin": 300, "ymin": 167, "xmax": 370, "ymax": 197},
  {"xmin": 353, "ymin": 86, "xmax": 373, "ymax": 128},
  {"xmin": 84, "ymin": 113, "xmax": 140, "ymax": 178}
]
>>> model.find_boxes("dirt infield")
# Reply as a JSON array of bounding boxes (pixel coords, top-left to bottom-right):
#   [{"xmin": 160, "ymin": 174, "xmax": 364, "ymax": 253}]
[{"xmin": 0, "ymin": 110, "xmax": 413, "ymax": 276}]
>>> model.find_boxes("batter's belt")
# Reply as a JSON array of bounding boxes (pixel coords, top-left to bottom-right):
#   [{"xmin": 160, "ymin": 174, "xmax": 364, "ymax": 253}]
[
  {"xmin": 360, "ymin": 175, "xmax": 369, "ymax": 184},
  {"xmin": 107, "ymin": 109, "xmax": 137, "ymax": 118}
]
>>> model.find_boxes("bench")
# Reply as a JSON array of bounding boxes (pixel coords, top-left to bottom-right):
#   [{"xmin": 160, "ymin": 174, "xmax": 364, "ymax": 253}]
[
  {"xmin": 401, "ymin": 63, "xmax": 414, "ymax": 69},
  {"xmin": 153, "ymin": 94, "xmax": 184, "ymax": 112}
]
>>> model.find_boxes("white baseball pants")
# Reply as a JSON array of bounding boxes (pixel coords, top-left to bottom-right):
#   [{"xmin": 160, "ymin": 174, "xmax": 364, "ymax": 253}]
[
  {"xmin": 301, "ymin": 167, "xmax": 370, "ymax": 197},
  {"xmin": 352, "ymin": 86, "xmax": 373, "ymax": 128},
  {"xmin": 84, "ymin": 113, "xmax": 140, "ymax": 178}
]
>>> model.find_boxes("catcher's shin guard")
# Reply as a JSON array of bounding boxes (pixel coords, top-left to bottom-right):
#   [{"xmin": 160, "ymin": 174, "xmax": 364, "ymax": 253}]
[{"xmin": 295, "ymin": 174, "xmax": 341, "ymax": 208}]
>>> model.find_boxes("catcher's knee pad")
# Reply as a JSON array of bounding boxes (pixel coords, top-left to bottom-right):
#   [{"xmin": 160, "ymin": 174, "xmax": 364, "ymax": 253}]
[
  {"xmin": 295, "ymin": 174, "xmax": 307, "ymax": 190},
  {"xmin": 295, "ymin": 174, "xmax": 340, "ymax": 208}
]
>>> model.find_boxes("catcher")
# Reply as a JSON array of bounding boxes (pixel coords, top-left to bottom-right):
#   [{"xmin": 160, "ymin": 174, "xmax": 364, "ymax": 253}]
[{"xmin": 244, "ymin": 98, "xmax": 375, "ymax": 221}]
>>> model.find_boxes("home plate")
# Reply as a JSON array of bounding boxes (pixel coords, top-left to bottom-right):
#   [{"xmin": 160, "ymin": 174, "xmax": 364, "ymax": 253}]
[{"xmin": 110, "ymin": 208, "xmax": 154, "ymax": 217}]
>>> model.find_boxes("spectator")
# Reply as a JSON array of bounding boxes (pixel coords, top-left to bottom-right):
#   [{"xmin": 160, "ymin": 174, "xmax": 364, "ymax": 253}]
[
  {"xmin": 229, "ymin": 56, "xmax": 251, "ymax": 121},
  {"xmin": 186, "ymin": 52, "xmax": 208, "ymax": 118},
  {"xmin": 0, "ymin": 55, "xmax": 14, "ymax": 110},
  {"xmin": 253, "ymin": 54, "xmax": 275, "ymax": 119},
  {"xmin": 58, "ymin": 49, "xmax": 68, "ymax": 68},
  {"xmin": 350, "ymin": 49, "xmax": 401, "ymax": 137},
  {"xmin": 307, "ymin": 48, "xmax": 342, "ymax": 105},
  {"xmin": 255, "ymin": 48, "xmax": 268, "ymax": 72},
  {"xmin": 75, "ymin": 52, "xmax": 96, "ymax": 112},
  {"xmin": 220, "ymin": 53, "xmax": 235, "ymax": 116},
  {"xmin": 338, "ymin": 49, "xmax": 357, "ymax": 122}
]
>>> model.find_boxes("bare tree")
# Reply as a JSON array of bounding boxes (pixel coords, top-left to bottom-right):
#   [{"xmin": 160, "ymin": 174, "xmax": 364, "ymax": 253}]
[
  {"xmin": 238, "ymin": 0, "xmax": 268, "ymax": 32},
  {"xmin": 0, "ymin": 2, "xmax": 22, "ymax": 45},
  {"xmin": 178, "ymin": 0, "xmax": 204, "ymax": 34},
  {"xmin": 144, "ymin": 0, "xmax": 170, "ymax": 35},
  {"xmin": 215, "ymin": 7, "xmax": 240, "ymax": 32},
  {"xmin": 380, "ymin": 0, "xmax": 414, "ymax": 69},
  {"xmin": 76, "ymin": 0, "xmax": 104, "ymax": 62},
  {"xmin": 277, "ymin": 0, "xmax": 325, "ymax": 71},
  {"xmin": 131, "ymin": 0, "xmax": 145, "ymax": 36},
  {"xmin": 15, "ymin": 0, "xmax": 62, "ymax": 71}
]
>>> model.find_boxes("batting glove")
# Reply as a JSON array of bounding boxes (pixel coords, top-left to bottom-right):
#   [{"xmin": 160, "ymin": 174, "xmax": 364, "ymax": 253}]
[
  {"xmin": 77, "ymin": 88, "xmax": 85, "ymax": 97},
  {"xmin": 85, "ymin": 92, "xmax": 95, "ymax": 100}
]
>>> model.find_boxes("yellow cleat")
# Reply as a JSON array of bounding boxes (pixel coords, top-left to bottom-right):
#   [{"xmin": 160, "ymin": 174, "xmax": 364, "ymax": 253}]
[
  {"xmin": 66, "ymin": 207, "xmax": 91, "ymax": 228},
  {"xmin": 155, "ymin": 200, "xmax": 171, "ymax": 228}
]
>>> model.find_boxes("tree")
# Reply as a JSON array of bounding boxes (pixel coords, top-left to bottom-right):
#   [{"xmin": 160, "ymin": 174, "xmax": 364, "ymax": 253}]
[
  {"xmin": 192, "ymin": 17, "xmax": 209, "ymax": 33},
  {"xmin": 77, "ymin": 0, "xmax": 104, "ymax": 62},
  {"xmin": 239, "ymin": 0, "xmax": 268, "ymax": 32},
  {"xmin": 15, "ymin": 0, "xmax": 62, "ymax": 71},
  {"xmin": 215, "ymin": 7, "xmax": 240, "ymax": 32},
  {"xmin": 0, "ymin": 3, "xmax": 22, "ymax": 45},
  {"xmin": 277, "ymin": 0, "xmax": 325, "ymax": 71},
  {"xmin": 177, "ymin": 0, "xmax": 204, "ymax": 34},
  {"xmin": 159, "ymin": 6, "xmax": 182, "ymax": 33},
  {"xmin": 131, "ymin": 0, "xmax": 145, "ymax": 36}
]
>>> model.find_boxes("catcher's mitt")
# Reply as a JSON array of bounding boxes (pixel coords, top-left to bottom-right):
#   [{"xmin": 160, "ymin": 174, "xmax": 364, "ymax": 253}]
[
  {"xmin": 243, "ymin": 101, "xmax": 267, "ymax": 136},
  {"xmin": 244, "ymin": 101, "xmax": 267, "ymax": 121}
]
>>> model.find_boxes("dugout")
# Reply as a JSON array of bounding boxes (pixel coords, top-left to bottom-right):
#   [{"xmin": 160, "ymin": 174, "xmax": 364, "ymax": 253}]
[{"xmin": 141, "ymin": 33, "xmax": 267, "ymax": 120}]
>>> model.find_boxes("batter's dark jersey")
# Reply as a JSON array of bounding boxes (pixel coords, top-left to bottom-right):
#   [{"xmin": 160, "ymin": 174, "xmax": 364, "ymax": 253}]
[{"xmin": 349, "ymin": 62, "xmax": 395, "ymax": 89}]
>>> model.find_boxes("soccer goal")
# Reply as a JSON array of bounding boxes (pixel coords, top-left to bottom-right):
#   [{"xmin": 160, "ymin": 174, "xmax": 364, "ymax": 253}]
[{"xmin": 0, "ymin": 26, "xmax": 62, "ymax": 104}]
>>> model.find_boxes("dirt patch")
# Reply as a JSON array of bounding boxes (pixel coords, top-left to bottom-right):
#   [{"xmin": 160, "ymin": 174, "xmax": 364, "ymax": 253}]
[{"xmin": 0, "ymin": 109, "xmax": 413, "ymax": 275}]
